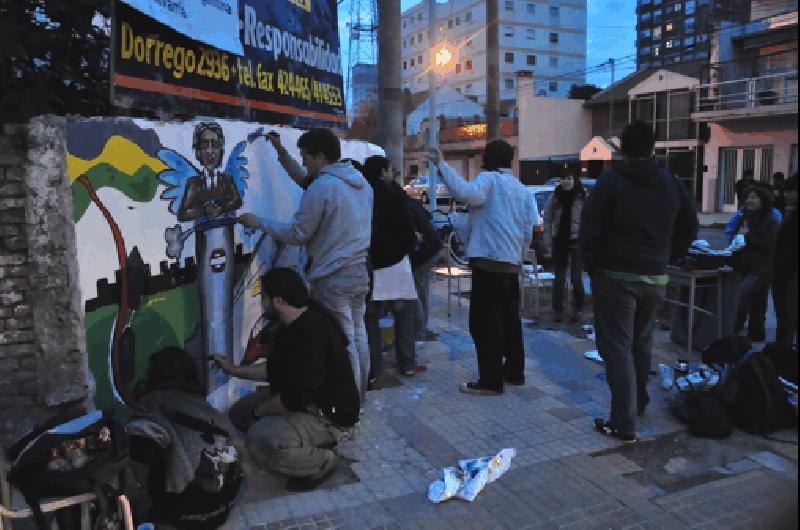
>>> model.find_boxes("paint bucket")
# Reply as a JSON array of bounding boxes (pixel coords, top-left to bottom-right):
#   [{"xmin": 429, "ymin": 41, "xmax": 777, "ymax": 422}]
[{"xmin": 379, "ymin": 316, "xmax": 394, "ymax": 346}]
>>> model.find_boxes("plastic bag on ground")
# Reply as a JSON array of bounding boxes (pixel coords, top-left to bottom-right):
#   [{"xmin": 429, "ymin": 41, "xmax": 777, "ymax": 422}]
[{"xmin": 428, "ymin": 448, "xmax": 516, "ymax": 503}]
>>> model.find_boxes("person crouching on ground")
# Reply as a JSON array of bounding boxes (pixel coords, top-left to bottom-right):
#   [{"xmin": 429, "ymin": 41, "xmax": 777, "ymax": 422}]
[
  {"xmin": 542, "ymin": 172, "xmax": 586, "ymax": 323},
  {"xmin": 425, "ymin": 140, "xmax": 538, "ymax": 395},
  {"xmin": 214, "ymin": 267, "xmax": 360, "ymax": 492}
]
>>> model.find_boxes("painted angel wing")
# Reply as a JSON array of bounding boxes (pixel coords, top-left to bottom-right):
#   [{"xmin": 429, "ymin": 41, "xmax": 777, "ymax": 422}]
[
  {"xmin": 157, "ymin": 149, "xmax": 200, "ymax": 215},
  {"xmin": 225, "ymin": 140, "xmax": 249, "ymax": 199}
]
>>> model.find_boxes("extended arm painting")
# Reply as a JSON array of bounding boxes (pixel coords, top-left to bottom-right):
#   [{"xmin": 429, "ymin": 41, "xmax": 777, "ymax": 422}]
[{"xmin": 68, "ymin": 118, "xmax": 379, "ymax": 411}]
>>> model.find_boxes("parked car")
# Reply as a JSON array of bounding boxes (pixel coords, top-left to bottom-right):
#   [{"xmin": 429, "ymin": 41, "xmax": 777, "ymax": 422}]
[{"xmin": 403, "ymin": 175, "xmax": 451, "ymax": 203}]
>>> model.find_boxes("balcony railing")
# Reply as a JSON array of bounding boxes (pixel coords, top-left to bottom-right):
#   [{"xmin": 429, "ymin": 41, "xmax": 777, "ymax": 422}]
[{"xmin": 694, "ymin": 71, "xmax": 798, "ymax": 113}]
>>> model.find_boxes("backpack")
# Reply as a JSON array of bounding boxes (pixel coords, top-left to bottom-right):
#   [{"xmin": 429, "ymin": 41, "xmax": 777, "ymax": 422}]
[
  {"xmin": 5, "ymin": 409, "xmax": 131, "ymax": 530},
  {"xmin": 702, "ymin": 335, "xmax": 751, "ymax": 365},
  {"xmin": 686, "ymin": 393, "xmax": 733, "ymax": 438},
  {"xmin": 731, "ymin": 352, "xmax": 797, "ymax": 435},
  {"xmin": 129, "ymin": 412, "xmax": 243, "ymax": 529}
]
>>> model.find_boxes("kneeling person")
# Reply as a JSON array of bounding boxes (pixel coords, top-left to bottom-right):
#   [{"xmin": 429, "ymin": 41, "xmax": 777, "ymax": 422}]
[{"xmin": 214, "ymin": 267, "xmax": 360, "ymax": 491}]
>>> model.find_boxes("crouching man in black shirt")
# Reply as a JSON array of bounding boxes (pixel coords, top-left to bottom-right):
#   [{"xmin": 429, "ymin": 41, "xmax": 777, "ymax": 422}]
[{"xmin": 213, "ymin": 267, "xmax": 360, "ymax": 492}]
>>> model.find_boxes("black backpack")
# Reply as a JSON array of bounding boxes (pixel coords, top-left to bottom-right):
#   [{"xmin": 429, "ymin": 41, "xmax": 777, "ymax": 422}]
[
  {"xmin": 731, "ymin": 352, "xmax": 797, "ymax": 435},
  {"xmin": 686, "ymin": 393, "xmax": 733, "ymax": 439},
  {"xmin": 5, "ymin": 409, "xmax": 131, "ymax": 530},
  {"xmin": 702, "ymin": 335, "xmax": 751, "ymax": 365}
]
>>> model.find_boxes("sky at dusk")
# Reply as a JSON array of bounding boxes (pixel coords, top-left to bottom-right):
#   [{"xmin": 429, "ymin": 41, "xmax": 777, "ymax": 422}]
[{"xmin": 337, "ymin": 0, "xmax": 637, "ymax": 92}]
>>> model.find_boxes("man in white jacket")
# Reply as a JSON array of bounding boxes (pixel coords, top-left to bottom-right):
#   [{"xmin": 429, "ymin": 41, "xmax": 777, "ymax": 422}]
[
  {"xmin": 240, "ymin": 128, "xmax": 373, "ymax": 401},
  {"xmin": 426, "ymin": 141, "xmax": 539, "ymax": 395}
]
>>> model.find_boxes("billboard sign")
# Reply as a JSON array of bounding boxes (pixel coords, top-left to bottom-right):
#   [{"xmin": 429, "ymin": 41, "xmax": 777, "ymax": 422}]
[{"xmin": 113, "ymin": 0, "xmax": 345, "ymax": 126}]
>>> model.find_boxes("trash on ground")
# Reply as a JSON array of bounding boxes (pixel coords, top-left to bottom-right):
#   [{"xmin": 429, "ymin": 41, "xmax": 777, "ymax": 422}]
[
  {"xmin": 674, "ymin": 364, "xmax": 720, "ymax": 393},
  {"xmin": 584, "ymin": 350, "xmax": 603, "ymax": 363},
  {"xmin": 428, "ymin": 448, "xmax": 516, "ymax": 503},
  {"xmin": 659, "ymin": 363, "xmax": 674, "ymax": 390}
]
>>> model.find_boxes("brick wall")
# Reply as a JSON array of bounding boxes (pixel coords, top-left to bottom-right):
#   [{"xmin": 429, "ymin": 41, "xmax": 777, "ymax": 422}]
[{"xmin": 0, "ymin": 117, "xmax": 90, "ymax": 447}]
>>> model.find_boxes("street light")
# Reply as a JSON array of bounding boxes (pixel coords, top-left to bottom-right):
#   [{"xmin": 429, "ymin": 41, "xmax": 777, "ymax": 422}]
[
  {"xmin": 430, "ymin": 39, "xmax": 458, "ymax": 74},
  {"xmin": 426, "ymin": 30, "xmax": 457, "ymax": 212}
]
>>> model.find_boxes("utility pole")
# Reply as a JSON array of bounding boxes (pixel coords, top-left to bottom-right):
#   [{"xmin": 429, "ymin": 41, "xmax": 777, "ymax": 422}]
[
  {"xmin": 377, "ymin": 1, "xmax": 403, "ymax": 184},
  {"xmin": 608, "ymin": 57, "xmax": 615, "ymax": 140},
  {"xmin": 427, "ymin": 0, "xmax": 438, "ymax": 212},
  {"xmin": 486, "ymin": 0, "xmax": 499, "ymax": 139}
]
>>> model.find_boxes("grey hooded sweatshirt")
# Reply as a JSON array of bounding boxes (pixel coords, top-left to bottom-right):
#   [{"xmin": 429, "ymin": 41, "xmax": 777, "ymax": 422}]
[{"xmin": 258, "ymin": 161, "xmax": 373, "ymax": 283}]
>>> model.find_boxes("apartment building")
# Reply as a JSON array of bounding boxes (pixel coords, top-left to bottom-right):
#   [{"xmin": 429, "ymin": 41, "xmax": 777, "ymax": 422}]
[{"xmin": 400, "ymin": 0, "xmax": 587, "ymax": 102}]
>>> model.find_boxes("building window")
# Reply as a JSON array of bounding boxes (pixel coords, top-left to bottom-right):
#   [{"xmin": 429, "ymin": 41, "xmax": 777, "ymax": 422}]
[
  {"xmin": 549, "ymin": 6, "xmax": 559, "ymax": 17},
  {"xmin": 456, "ymin": 16, "xmax": 460, "ymax": 26},
  {"xmin": 403, "ymin": 40, "xmax": 407, "ymax": 48},
  {"xmin": 684, "ymin": 36, "xmax": 695, "ymax": 47},
  {"xmin": 417, "ymin": 12, "xmax": 422, "ymax": 21},
  {"xmin": 403, "ymin": 61, "xmax": 407, "ymax": 69},
  {"xmin": 549, "ymin": 32, "xmax": 559, "ymax": 44},
  {"xmin": 456, "ymin": 87, "xmax": 461, "ymax": 93},
  {"xmin": 653, "ymin": 26, "xmax": 662, "ymax": 39},
  {"xmin": 685, "ymin": 17, "xmax": 695, "ymax": 33},
  {"xmin": 455, "ymin": 63, "xmax": 462, "ymax": 73},
  {"xmin": 641, "ymin": 12, "xmax": 651, "ymax": 22},
  {"xmin": 526, "ymin": 28, "xmax": 536, "ymax": 40},
  {"xmin": 466, "ymin": 83, "xmax": 472, "ymax": 92},
  {"xmin": 418, "ymin": 54, "xmax": 422, "ymax": 64},
  {"xmin": 549, "ymin": 56, "xmax": 558, "ymax": 67},
  {"xmin": 639, "ymin": 29, "xmax": 651, "ymax": 39},
  {"xmin": 696, "ymin": 33, "xmax": 708, "ymax": 42},
  {"xmin": 504, "ymin": 26, "xmax": 514, "ymax": 38},
  {"xmin": 665, "ymin": 23, "xmax": 673, "ymax": 32},
  {"xmin": 448, "ymin": 19, "xmax": 453, "ymax": 28},
  {"xmin": 653, "ymin": 9, "xmax": 662, "ymax": 22},
  {"xmin": 505, "ymin": 52, "xmax": 514, "ymax": 63},
  {"xmin": 527, "ymin": 3, "xmax": 535, "ymax": 14},
  {"xmin": 410, "ymin": 58, "xmax": 415, "ymax": 66},
  {"xmin": 410, "ymin": 36, "xmax": 415, "ymax": 45},
  {"xmin": 505, "ymin": 78, "xmax": 514, "ymax": 89},
  {"xmin": 640, "ymin": 46, "xmax": 651, "ymax": 56},
  {"xmin": 527, "ymin": 54, "xmax": 536, "ymax": 65},
  {"xmin": 403, "ymin": 20, "xmax": 407, "ymax": 28},
  {"xmin": 465, "ymin": 60, "xmax": 473, "ymax": 71},
  {"xmin": 549, "ymin": 81, "xmax": 557, "ymax": 92},
  {"xmin": 418, "ymin": 33, "xmax": 423, "ymax": 42},
  {"xmin": 665, "ymin": 40, "xmax": 673, "ymax": 49},
  {"xmin": 686, "ymin": 0, "xmax": 695, "ymax": 15},
  {"xmin": 653, "ymin": 46, "xmax": 660, "ymax": 56},
  {"xmin": 465, "ymin": 11, "xmax": 472, "ymax": 22},
  {"xmin": 505, "ymin": 1, "xmax": 514, "ymax": 11}
]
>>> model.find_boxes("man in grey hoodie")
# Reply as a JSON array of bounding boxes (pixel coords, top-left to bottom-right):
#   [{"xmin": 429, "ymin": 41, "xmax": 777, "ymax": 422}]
[
  {"xmin": 239, "ymin": 128, "xmax": 373, "ymax": 400},
  {"xmin": 581, "ymin": 121, "xmax": 698, "ymax": 442}
]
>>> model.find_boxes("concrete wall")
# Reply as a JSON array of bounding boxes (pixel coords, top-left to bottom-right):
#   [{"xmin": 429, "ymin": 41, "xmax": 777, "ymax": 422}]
[
  {"xmin": 700, "ymin": 117, "xmax": 798, "ymax": 212},
  {"xmin": 1, "ymin": 117, "xmax": 90, "ymax": 447},
  {"xmin": 518, "ymin": 95, "xmax": 591, "ymax": 159}
]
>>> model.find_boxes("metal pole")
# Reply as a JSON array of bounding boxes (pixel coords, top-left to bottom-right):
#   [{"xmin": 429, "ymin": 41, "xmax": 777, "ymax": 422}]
[
  {"xmin": 608, "ymin": 58, "xmax": 615, "ymax": 139},
  {"xmin": 486, "ymin": 0, "xmax": 500, "ymax": 139},
  {"xmin": 377, "ymin": 0, "xmax": 403, "ymax": 184},
  {"xmin": 427, "ymin": 0, "xmax": 438, "ymax": 212}
]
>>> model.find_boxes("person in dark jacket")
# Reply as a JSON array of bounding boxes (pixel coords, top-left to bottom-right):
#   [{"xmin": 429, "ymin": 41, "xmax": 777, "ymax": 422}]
[
  {"xmin": 362, "ymin": 155, "xmax": 420, "ymax": 380},
  {"xmin": 730, "ymin": 185, "xmax": 780, "ymax": 342},
  {"xmin": 580, "ymin": 121, "xmax": 698, "ymax": 442},
  {"xmin": 217, "ymin": 267, "xmax": 359, "ymax": 492},
  {"xmin": 774, "ymin": 174, "xmax": 797, "ymax": 345},
  {"xmin": 407, "ymin": 196, "xmax": 444, "ymax": 341},
  {"xmin": 543, "ymin": 172, "xmax": 586, "ymax": 322},
  {"xmin": 735, "ymin": 168, "xmax": 756, "ymax": 206}
]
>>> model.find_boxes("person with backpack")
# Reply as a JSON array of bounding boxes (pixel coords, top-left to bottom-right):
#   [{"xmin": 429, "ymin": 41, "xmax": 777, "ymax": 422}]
[
  {"xmin": 542, "ymin": 172, "xmax": 586, "ymax": 323},
  {"xmin": 215, "ymin": 267, "xmax": 360, "ymax": 492},
  {"xmin": 580, "ymin": 121, "xmax": 698, "ymax": 442},
  {"xmin": 730, "ymin": 185, "xmax": 779, "ymax": 342},
  {"xmin": 362, "ymin": 155, "xmax": 420, "ymax": 380},
  {"xmin": 128, "ymin": 347, "xmax": 242, "ymax": 529}
]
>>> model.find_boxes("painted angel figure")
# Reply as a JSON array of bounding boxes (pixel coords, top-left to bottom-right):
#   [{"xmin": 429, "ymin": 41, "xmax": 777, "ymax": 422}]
[{"xmin": 158, "ymin": 121, "xmax": 249, "ymax": 222}]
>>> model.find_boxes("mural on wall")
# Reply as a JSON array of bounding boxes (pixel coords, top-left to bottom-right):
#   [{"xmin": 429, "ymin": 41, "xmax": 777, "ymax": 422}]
[{"xmin": 68, "ymin": 117, "xmax": 381, "ymax": 411}]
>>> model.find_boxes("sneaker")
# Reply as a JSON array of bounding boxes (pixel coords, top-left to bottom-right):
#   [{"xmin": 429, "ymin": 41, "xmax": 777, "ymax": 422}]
[
  {"xmin": 593, "ymin": 418, "xmax": 637, "ymax": 443},
  {"xmin": 459, "ymin": 381, "xmax": 503, "ymax": 395}
]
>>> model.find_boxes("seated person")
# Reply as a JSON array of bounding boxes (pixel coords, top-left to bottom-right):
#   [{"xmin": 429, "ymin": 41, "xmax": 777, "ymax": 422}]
[
  {"xmin": 128, "ymin": 347, "xmax": 242, "ymax": 530},
  {"xmin": 214, "ymin": 267, "xmax": 360, "ymax": 492}
]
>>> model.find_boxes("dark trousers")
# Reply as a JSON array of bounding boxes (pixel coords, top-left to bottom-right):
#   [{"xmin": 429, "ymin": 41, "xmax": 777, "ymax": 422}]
[
  {"xmin": 735, "ymin": 273, "xmax": 769, "ymax": 340},
  {"xmin": 591, "ymin": 272, "xmax": 664, "ymax": 435},
  {"xmin": 469, "ymin": 267, "xmax": 525, "ymax": 391},
  {"xmin": 774, "ymin": 276, "xmax": 798, "ymax": 345},
  {"xmin": 552, "ymin": 245, "xmax": 585, "ymax": 313}
]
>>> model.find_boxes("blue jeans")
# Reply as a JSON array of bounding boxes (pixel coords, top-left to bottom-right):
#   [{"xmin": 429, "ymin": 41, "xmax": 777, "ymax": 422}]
[
  {"xmin": 413, "ymin": 258, "xmax": 435, "ymax": 339},
  {"xmin": 366, "ymin": 299, "xmax": 418, "ymax": 375},
  {"xmin": 310, "ymin": 265, "xmax": 370, "ymax": 402}
]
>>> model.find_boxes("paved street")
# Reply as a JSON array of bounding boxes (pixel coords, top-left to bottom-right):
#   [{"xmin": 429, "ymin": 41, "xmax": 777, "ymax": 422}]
[{"xmin": 224, "ymin": 274, "xmax": 797, "ymax": 530}]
